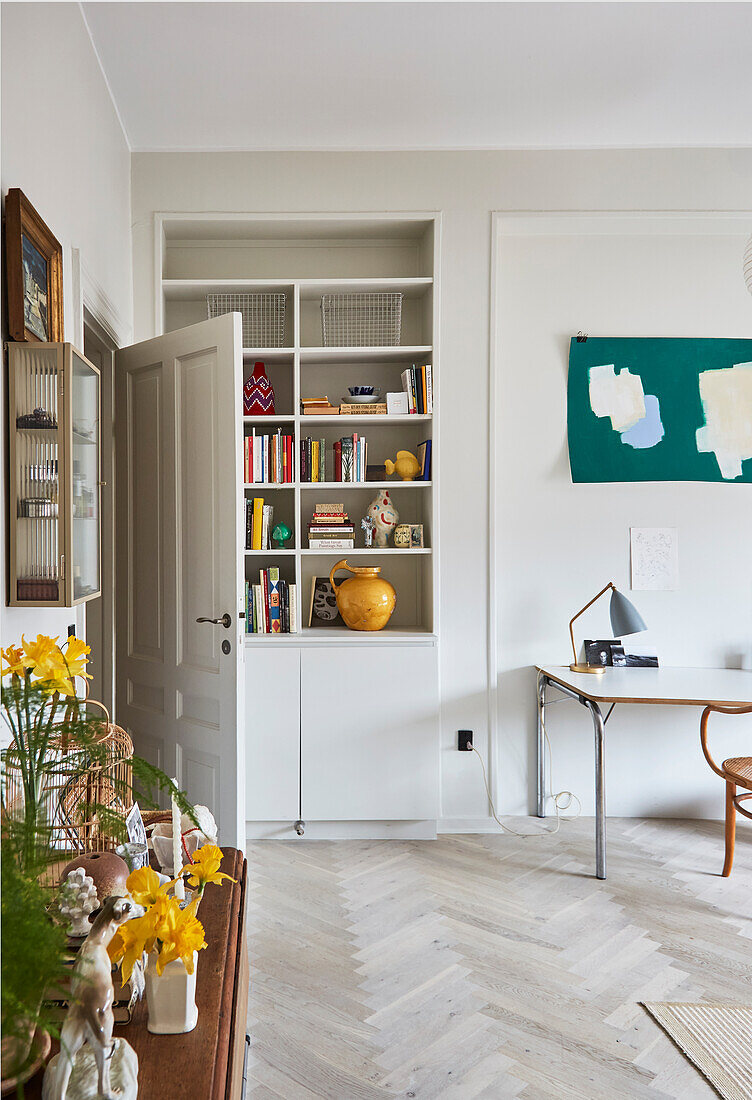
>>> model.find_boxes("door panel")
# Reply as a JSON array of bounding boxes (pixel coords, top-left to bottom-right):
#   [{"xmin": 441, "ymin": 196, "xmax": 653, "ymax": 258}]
[
  {"xmin": 116, "ymin": 315, "xmax": 244, "ymax": 845},
  {"xmin": 301, "ymin": 646, "xmax": 439, "ymax": 821}
]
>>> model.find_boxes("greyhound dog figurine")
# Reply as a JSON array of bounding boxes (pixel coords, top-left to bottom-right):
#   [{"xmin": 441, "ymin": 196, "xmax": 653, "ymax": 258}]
[{"xmin": 43, "ymin": 895, "xmax": 140, "ymax": 1100}]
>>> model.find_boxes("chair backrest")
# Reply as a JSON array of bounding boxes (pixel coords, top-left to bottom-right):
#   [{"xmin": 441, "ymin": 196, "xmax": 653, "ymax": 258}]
[{"xmin": 700, "ymin": 703, "xmax": 752, "ymax": 779}]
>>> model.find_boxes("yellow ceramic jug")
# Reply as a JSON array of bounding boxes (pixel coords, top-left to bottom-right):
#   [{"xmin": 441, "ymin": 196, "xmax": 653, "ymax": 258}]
[
  {"xmin": 329, "ymin": 560, "xmax": 397, "ymax": 631},
  {"xmin": 385, "ymin": 450, "xmax": 421, "ymax": 481}
]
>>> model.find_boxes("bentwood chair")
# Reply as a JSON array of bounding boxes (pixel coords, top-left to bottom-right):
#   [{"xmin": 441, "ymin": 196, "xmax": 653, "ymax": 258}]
[{"xmin": 700, "ymin": 704, "xmax": 752, "ymax": 876}]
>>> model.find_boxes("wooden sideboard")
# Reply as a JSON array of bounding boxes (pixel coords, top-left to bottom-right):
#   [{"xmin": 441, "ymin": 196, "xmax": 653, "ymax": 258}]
[{"xmin": 27, "ymin": 848, "xmax": 249, "ymax": 1099}]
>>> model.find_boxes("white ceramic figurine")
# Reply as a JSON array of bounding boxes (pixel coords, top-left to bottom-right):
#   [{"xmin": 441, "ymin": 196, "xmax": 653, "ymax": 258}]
[{"xmin": 365, "ymin": 490, "xmax": 399, "ymax": 548}]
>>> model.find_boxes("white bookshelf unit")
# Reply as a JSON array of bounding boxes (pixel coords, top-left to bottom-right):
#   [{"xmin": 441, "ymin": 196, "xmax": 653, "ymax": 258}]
[{"xmin": 157, "ymin": 215, "xmax": 440, "ymax": 836}]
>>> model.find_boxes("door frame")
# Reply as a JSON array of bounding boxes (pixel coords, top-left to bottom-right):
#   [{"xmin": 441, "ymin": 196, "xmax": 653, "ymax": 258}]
[{"xmin": 71, "ymin": 248, "xmax": 131, "ymax": 717}]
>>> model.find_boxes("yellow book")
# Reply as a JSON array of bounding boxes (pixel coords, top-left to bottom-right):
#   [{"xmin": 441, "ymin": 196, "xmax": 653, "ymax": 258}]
[
  {"xmin": 312, "ymin": 441, "xmax": 319, "ymax": 483},
  {"xmin": 252, "ymin": 497, "xmax": 264, "ymax": 551}
]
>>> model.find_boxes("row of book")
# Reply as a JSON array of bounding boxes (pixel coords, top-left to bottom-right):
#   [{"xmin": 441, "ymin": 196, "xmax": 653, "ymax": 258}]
[
  {"xmin": 243, "ymin": 428, "xmax": 295, "ymax": 484},
  {"xmin": 308, "ymin": 503, "xmax": 354, "ymax": 549},
  {"xmin": 401, "ymin": 364, "xmax": 433, "ymax": 414},
  {"xmin": 246, "ymin": 498, "xmax": 276, "ymax": 550},
  {"xmin": 299, "ymin": 435, "xmax": 369, "ymax": 482},
  {"xmin": 245, "ymin": 569, "xmax": 298, "ymax": 633}
]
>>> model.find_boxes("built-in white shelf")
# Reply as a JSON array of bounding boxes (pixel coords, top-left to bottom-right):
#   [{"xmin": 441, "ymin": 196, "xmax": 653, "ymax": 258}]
[
  {"xmin": 298, "ymin": 277, "xmax": 432, "ymax": 299},
  {"xmin": 243, "ymin": 415, "xmax": 295, "ymax": 424},
  {"xmin": 242, "ymin": 349, "xmax": 294, "ymax": 363},
  {"xmin": 300, "ymin": 346, "xmax": 432, "ymax": 364},
  {"xmin": 245, "ymin": 549, "xmax": 296, "ymax": 556},
  {"xmin": 300, "ymin": 548, "xmax": 431, "ymax": 556},
  {"xmin": 243, "ymin": 482, "xmax": 295, "ymax": 489},
  {"xmin": 244, "ymin": 626, "xmax": 437, "ymax": 647},
  {"xmin": 299, "ymin": 481, "xmax": 431, "ymax": 489},
  {"xmin": 301, "ymin": 414, "xmax": 432, "ymax": 424}
]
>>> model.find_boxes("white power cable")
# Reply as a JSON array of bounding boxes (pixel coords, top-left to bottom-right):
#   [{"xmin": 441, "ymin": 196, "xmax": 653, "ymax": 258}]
[{"xmin": 470, "ymin": 726, "xmax": 581, "ymax": 837}]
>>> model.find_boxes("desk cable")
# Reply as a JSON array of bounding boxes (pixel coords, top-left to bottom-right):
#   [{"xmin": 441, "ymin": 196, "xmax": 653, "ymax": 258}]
[{"xmin": 470, "ymin": 727, "xmax": 581, "ymax": 837}]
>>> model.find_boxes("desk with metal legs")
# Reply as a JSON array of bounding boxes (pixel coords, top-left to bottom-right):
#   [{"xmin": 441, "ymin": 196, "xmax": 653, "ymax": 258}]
[{"xmin": 535, "ymin": 665, "xmax": 752, "ymax": 880}]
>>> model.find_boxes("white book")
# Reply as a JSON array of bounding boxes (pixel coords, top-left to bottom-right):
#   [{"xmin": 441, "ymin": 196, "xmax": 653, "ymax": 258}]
[
  {"xmin": 425, "ymin": 364, "xmax": 433, "ymax": 413},
  {"xmin": 308, "ymin": 539, "xmax": 354, "ymax": 550},
  {"xmin": 289, "ymin": 583, "xmax": 298, "ymax": 633}
]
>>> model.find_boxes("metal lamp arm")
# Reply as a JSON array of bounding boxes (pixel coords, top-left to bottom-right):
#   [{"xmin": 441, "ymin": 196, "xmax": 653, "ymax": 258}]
[{"xmin": 568, "ymin": 582, "xmax": 615, "ymax": 666}]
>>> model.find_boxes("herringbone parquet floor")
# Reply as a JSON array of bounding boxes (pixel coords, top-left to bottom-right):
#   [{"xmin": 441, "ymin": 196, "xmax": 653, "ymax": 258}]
[{"xmin": 245, "ymin": 819, "xmax": 752, "ymax": 1099}]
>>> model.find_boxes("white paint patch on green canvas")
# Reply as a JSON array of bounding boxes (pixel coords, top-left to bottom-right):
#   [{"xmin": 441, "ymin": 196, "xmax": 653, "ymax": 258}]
[
  {"xmin": 696, "ymin": 361, "xmax": 752, "ymax": 479},
  {"xmin": 588, "ymin": 364, "xmax": 646, "ymax": 432}
]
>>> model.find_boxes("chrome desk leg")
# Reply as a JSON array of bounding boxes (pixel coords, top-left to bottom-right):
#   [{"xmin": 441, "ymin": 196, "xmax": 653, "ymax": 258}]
[
  {"xmin": 585, "ymin": 699, "xmax": 606, "ymax": 879},
  {"xmin": 537, "ymin": 672, "xmax": 547, "ymax": 818}
]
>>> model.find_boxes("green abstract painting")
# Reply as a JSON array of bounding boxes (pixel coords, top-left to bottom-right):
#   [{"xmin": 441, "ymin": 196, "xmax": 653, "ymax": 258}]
[{"xmin": 567, "ymin": 337, "xmax": 752, "ymax": 483}]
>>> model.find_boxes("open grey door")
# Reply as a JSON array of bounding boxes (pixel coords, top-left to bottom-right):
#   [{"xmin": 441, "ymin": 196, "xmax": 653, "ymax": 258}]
[{"xmin": 115, "ymin": 314, "xmax": 245, "ymax": 846}]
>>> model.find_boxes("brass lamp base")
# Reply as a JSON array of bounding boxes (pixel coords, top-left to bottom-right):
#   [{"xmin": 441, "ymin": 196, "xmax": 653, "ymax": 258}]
[{"xmin": 569, "ymin": 663, "xmax": 607, "ymax": 675}]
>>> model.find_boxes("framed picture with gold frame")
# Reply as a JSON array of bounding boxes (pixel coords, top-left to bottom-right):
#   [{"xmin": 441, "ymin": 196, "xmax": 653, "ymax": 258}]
[{"xmin": 5, "ymin": 188, "xmax": 64, "ymax": 343}]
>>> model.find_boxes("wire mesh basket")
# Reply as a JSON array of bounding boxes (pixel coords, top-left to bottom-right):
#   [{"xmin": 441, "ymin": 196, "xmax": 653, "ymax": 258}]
[
  {"xmin": 3, "ymin": 699, "xmax": 133, "ymax": 889},
  {"xmin": 321, "ymin": 292, "xmax": 403, "ymax": 347},
  {"xmin": 207, "ymin": 293, "xmax": 287, "ymax": 348}
]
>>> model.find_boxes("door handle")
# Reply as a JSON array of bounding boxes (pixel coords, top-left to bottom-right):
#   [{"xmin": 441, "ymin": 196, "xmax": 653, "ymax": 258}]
[{"xmin": 196, "ymin": 613, "xmax": 232, "ymax": 629}]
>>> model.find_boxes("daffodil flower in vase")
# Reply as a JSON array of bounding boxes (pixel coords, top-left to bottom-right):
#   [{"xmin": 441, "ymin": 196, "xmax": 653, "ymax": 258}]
[{"xmin": 109, "ymin": 850, "xmax": 235, "ymax": 1035}]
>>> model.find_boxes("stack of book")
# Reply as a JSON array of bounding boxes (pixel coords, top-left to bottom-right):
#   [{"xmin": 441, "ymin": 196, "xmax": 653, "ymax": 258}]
[
  {"xmin": 333, "ymin": 434, "xmax": 367, "ymax": 482},
  {"xmin": 245, "ymin": 497, "xmax": 275, "ymax": 550},
  {"xmin": 244, "ymin": 428, "xmax": 295, "ymax": 484},
  {"xmin": 338, "ymin": 402, "xmax": 387, "ymax": 415},
  {"xmin": 308, "ymin": 504, "xmax": 354, "ymax": 549},
  {"xmin": 246, "ymin": 568, "xmax": 297, "ymax": 633},
  {"xmin": 302, "ymin": 396, "xmax": 339, "ymax": 415},
  {"xmin": 300, "ymin": 437, "xmax": 326, "ymax": 482},
  {"xmin": 401, "ymin": 364, "xmax": 433, "ymax": 414}
]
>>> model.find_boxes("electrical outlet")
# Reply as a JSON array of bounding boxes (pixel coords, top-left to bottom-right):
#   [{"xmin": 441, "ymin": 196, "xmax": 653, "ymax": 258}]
[
  {"xmin": 458, "ymin": 730, "xmax": 473, "ymax": 752},
  {"xmin": 67, "ymin": 624, "xmax": 76, "ymax": 637}
]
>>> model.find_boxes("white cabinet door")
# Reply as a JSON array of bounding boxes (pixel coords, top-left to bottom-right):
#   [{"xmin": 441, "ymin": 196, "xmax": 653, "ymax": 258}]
[
  {"xmin": 116, "ymin": 315, "xmax": 245, "ymax": 845},
  {"xmin": 246, "ymin": 647, "xmax": 301, "ymax": 821},
  {"xmin": 301, "ymin": 646, "xmax": 439, "ymax": 821}
]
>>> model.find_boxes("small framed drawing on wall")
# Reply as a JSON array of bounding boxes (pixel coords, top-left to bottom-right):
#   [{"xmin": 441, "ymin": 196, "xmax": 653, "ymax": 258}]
[{"xmin": 5, "ymin": 188, "xmax": 64, "ymax": 343}]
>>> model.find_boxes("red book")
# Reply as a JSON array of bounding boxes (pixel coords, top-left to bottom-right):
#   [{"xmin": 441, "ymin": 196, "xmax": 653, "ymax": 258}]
[
  {"xmin": 287, "ymin": 435, "xmax": 293, "ymax": 483},
  {"xmin": 334, "ymin": 441, "xmax": 342, "ymax": 482}
]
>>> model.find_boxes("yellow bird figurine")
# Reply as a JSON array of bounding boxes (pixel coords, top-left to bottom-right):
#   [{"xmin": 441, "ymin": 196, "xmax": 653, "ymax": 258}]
[{"xmin": 385, "ymin": 450, "xmax": 421, "ymax": 481}]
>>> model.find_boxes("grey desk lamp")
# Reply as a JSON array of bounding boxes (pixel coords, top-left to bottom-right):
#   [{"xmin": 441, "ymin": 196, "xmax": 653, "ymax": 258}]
[{"xmin": 569, "ymin": 581, "xmax": 647, "ymax": 674}]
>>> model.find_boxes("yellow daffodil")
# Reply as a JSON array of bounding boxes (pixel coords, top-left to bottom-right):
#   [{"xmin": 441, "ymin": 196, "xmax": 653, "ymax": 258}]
[
  {"xmin": 108, "ymin": 910, "xmax": 160, "ymax": 984},
  {"xmin": 181, "ymin": 843, "xmax": 235, "ymax": 895},
  {"xmin": 126, "ymin": 866, "xmax": 176, "ymax": 908},
  {"xmin": 61, "ymin": 637, "xmax": 91, "ymax": 683},
  {"xmin": 21, "ymin": 634, "xmax": 64, "ymax": 683},
  {"xmin": 155, "ymin": 899, "xmax": 206, "ymax": 975},
  {"xmin": 1, "ymin": 644, "xmax": 25, "ymax": 677}
]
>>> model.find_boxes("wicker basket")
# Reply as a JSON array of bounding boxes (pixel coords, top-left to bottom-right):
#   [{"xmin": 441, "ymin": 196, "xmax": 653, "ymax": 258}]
[
  {"xmin": 3, "ymin": 699, "xmax": 133, "ymax": 888},
  {"xmin": 207, "ymin": 293, "xmax": 286, "ymax": 348},
  {"xmin": 321, "ymin": 293, "xmax": 403, "ymax": 347}
]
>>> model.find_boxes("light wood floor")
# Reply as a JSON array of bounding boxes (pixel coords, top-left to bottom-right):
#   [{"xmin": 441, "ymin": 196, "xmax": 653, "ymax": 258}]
[{"xmin": 246, "ymin": 819, "xmax": 752, "ymax": 1099}]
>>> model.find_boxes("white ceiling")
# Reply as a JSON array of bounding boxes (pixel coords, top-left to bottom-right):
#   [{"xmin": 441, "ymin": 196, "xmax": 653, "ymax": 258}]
[{"xmin": 82, "ymin": 2, "xmax": 752, "ymax": 152}]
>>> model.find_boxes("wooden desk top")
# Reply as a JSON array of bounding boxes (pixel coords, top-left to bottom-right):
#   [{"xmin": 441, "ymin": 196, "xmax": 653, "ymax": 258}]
[
  {"xmin": 26, "ymin": 848, "xmax": 248, "ymax": 1100},
  {"xmin": 537, "ymin": 665, "xmax": 752, "ymax": 708}
]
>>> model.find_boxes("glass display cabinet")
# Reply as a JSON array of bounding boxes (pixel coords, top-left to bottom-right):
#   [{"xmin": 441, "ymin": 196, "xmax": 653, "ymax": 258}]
[{"xmin": 8, "ymin": 342, "xmax": 101, "ymax": 606}]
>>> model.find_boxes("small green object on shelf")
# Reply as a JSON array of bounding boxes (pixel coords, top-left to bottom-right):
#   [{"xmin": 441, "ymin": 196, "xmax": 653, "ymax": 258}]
[{"xmin": 272, "ymin": 522, "xmax": 292, "ymax": 549}]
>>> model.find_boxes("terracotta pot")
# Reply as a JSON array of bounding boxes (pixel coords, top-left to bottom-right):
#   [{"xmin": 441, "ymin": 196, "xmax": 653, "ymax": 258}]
[
  {"xmin": 1, "ymin": 1026, "xmax": 50, "ymax": 1094},
  {"xmin": 61, "ymin": 851, "xmax": 129, "ymax": 903},
  {"xmin": 145, "ymin": 952, "xmax": 198, "ymax": 1034},
  {"xmin": 329, "ymin": 560, "xmax": 396, "ymax": 632}
]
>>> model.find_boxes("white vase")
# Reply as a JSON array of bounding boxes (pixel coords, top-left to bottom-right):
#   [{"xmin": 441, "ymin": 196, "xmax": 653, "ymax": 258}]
[{"xmin": 144, "ymin": 951, "xmax": 198, "ymax": 1034}]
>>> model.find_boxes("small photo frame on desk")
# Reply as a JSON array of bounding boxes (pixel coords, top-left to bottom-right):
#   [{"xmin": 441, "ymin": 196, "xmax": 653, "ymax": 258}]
[{"xmin": 584, "ymin": 639, "xmax": 620, "ymax": 668}]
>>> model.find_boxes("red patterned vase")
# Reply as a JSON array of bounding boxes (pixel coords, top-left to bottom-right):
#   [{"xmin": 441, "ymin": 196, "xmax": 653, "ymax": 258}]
[{"xmin": 243, "ymin": 361, "xmax": 275, "ymax": 415}]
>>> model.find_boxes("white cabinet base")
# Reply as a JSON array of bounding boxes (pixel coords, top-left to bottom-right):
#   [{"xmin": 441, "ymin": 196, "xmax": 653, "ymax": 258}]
[{"xmin": 246, "ymin": 820, "xmax": 438, "ymax": 841}]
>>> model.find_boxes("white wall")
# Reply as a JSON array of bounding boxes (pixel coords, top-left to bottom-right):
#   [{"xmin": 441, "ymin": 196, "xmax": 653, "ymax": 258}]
[
  {"xmin": 496, "ymin": 217, "xmax": 752, "ymax": 819},
  {"xmin": 130, "ymin": 149, "xmax": 752, "ymax": 824},
  {"xmin": 1, "ymin": 3, "xmax": 132, "ymax": 642}
]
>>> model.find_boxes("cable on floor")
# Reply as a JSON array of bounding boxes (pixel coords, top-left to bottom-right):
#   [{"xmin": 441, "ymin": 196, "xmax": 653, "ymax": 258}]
[{"xmin": 470, "ymin": 728, "xmax": 581, "ymax": 837}]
